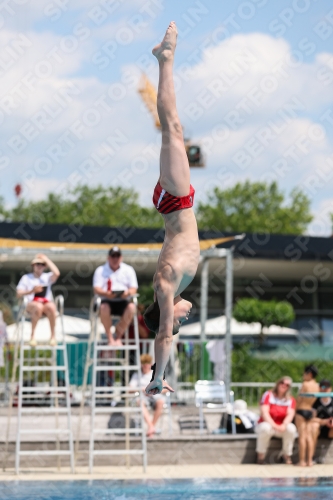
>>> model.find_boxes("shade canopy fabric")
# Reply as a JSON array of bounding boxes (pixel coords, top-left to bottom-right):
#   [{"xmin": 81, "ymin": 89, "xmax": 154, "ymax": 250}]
[
  {"xmin": 5, "ymin": 315, "xmax": 104, "ymax": 343},
  {"xmin": 179, "ymin": 315, "xmax": 298, "ymax": 337}
]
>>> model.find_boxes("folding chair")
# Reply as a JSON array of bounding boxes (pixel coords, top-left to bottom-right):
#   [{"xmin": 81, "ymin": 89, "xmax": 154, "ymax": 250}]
[{"xmin": 195, "ymin": 380, "xmax": 235, "ymax": 434}]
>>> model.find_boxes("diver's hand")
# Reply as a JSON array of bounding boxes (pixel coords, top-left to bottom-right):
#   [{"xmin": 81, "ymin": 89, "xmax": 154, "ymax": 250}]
[{"xmin": 145, "ymin": 378, "xmax": 175, "ymax": 396}]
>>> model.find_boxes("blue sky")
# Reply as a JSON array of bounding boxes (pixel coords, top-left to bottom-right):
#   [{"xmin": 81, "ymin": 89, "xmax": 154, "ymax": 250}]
[{"xmin": 1, "ymin": 0, "xmax": 333, "ymax": 234}]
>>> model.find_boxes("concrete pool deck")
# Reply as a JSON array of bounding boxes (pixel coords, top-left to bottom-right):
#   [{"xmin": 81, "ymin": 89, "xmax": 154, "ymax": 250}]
[
  {"xmin": 2, "ymin": 407, "xmax": 333, "ymax": 467},
  {"xmin": 0, "ymin": 464, "xmax": 332, "ymax": 481}
]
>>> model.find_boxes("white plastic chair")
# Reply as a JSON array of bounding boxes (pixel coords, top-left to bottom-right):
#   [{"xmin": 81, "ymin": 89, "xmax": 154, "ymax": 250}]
[{"xmin": 195, "ymin": 380, "xmax": 235, "ymax": 434}]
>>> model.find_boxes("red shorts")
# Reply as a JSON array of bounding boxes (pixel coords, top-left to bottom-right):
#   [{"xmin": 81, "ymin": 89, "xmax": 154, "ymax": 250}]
[
  {"xmin": 153, "ymin": 182, "xmax": 195, "ymax": 214},
  {"xmin": 33, "ymin": 297, "xmax": 49, "ymax": 304}
]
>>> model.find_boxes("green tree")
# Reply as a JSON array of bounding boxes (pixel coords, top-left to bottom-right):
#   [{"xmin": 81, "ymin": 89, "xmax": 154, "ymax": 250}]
[
  {"xmin": 6, "ymin": 185, "xmax": 163, "ymax": 228},
  {"xmin": 196, "ymin": 181, "xmax": 312, "ymax": 234},
  {"xmin": 137, "ymin": 283, "xmax": 155, "ymax": 307},
  {"xmin": 0, "ymin": 195, "xmax": 7, "ymax": 221},
  {"xmin": 233, "ymin": 298, "xmax": 295, "ymax": 344}
]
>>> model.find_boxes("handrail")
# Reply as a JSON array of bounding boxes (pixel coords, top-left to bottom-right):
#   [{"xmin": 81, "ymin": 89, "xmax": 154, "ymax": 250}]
[
  {"xmin": 231, "ymin": 382, "xmax": 301, "ymax": 388},
  {"xmin": 55, "ymin": 295, "xmax": 64, "ymax": 316},
  {"xmin": 16, "ymin": 296, "xmax": 28, "ymax": 323},
  {"xmin": 89, "ymin": 296, "xmax": 101, "ymax": 322}
]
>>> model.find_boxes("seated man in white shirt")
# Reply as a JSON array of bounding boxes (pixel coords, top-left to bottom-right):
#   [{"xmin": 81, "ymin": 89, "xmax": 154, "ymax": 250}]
[
  {"xmin": 93, "ymin": 247, "xmax": 138, "ymax": 346},
  {"xmin": 129, "ymin": 354, "xmax": 166, "ymax": 437},
  {"xmin": 16, "ymin": 254, "xmax": 60, "ymax": 347}
]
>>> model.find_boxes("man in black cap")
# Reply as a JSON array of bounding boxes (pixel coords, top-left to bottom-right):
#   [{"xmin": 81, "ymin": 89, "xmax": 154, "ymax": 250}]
[{"xmin": 93, "ymin": 247, "xmax": 138, "ymax": 345}]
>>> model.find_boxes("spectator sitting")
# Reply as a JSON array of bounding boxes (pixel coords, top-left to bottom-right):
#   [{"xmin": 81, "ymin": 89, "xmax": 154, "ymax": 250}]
[
  {"xmin": 255, "ymin": 376, "xmax": 297, "ymax": 465},
  {"xmin": 16, "ymin": 254, "xmax": 60, "ymax": 347},
  {"xmin": 311, "ymin": 379, "xmax": 333, "ymax": 459},
  {"xmin": 93, "ymin": 247, "xmax": 138, "ymax": 346},
  {"xmin": 295, "ymin": 365, "xmax": 319, "ymax": 467},
  {"xmin": 128, "ymin": 303, "xmax": 152, "ymax": 342},
  {"xmin": 129, "ymin": 354, "xmax": 166, "ymax": 438}
]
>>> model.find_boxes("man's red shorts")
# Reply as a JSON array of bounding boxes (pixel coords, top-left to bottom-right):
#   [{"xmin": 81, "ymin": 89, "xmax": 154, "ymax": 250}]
[
  {"xmin": 153, "ymin": 182, "xmax": 195, "ymax": 214},
  {"xmin": 33, "ymin": 297, "xmax": 50, "ymax": 304}
]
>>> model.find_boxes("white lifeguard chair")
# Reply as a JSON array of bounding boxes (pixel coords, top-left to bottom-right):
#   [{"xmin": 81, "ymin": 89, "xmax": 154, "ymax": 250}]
[
  {"xmin": 76, "ymin": 295, "xmax": 147, "ymax": 473},
  {"xmin": 3, "ymin": 295, "xmax": 74, "ymax": 474}
]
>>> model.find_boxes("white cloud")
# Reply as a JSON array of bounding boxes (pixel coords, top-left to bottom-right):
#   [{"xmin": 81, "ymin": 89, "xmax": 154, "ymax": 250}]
[
  {"xmin": 168, "ymin": 33, "xmax": 333, "ymax": 212},
  {"xmin": 1, "ymin": 28, "xmax": 333, "ymax": 233},
  {"xmin": 0, "ymin": 0, "xmax": 148, "ymax": 29},
  {"xmin": 175, "ymin": 33, "xmax": 333, "ymax": 128},
  {"xmin": 307, "ymin": 199, "xmax": 333, "ymax": 237},
  {"xmin": 88, "ymin": 15, "xmax": 156, "ymax": 44},
  {"xmin": 23, "ymin": 177, "xmax": 60, "ymax": 201}
]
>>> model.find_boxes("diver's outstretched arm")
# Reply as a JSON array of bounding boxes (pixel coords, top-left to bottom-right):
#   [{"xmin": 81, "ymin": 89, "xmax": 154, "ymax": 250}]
[{"xmin": 145, "ymin": 288, "xmax": 174, "ymax": 395}]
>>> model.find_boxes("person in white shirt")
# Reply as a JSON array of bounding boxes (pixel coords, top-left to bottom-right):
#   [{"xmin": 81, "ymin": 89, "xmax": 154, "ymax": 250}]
[
  {"xmin": 129, "ymin": 354, "xmax": 165, "ymax": 437},
  {"xmin": 93, "ymin": 247, "xmax": 138, "ymax": 346},
  {"xmin": 16, "ymin": 254, "xmax": 60, "ymax": 347}
]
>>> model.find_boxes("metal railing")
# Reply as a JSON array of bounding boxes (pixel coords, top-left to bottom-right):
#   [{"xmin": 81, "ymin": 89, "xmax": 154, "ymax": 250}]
[
  {"xmin": 1, "ymin": 337, "xmax": 302, "ymax": 407},
  {"xmin": 231, "ymin": 382, "xmax": 302, "ymax": 407}
]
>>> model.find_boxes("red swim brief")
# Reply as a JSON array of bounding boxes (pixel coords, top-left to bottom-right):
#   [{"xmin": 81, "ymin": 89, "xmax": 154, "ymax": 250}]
[
  {"xmin": 153, "ymin": 182, "xmax": 195, "ymax": 214},
  {"xmin": 33, "ymin": 297, "xmax": 50, "ymax": 304}
]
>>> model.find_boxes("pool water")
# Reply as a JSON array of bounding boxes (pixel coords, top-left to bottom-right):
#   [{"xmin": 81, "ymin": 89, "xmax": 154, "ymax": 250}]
[{"xmin": 1, "ymin": 478, "xmax": 333, "ymax": 500}]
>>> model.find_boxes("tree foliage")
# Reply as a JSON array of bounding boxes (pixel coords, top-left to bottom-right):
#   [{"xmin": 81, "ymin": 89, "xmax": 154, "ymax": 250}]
[
  {"xmin": 196, "ymin": 181, "xmax": 312, "ymax": 234},
  {"xmin": 2, "ymin": 181, "xmax": 314, "ymax": 234},
  {"xmin": 0, "ymin": 195, "xmax": 6, "ymax": 221},
  {"xmin": 137, "ymin": 283, "xmax": 155, "ymax": 307},
  {"xmin": 233, "ymin": 298, "xmax": 295, "ymax": 343},
  {"xmin": 232, "ymin": 343, "xmax": 333, "ymax": 387},
  {"xmin": 5, "ymin": 185, "xmax": 162, "ymax": 228}
]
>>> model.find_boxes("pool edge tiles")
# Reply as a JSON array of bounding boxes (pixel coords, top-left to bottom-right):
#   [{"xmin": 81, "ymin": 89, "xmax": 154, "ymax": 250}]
[{"xmin": 1, "ymin": 464, "xmax": 333, "ymax": 481}]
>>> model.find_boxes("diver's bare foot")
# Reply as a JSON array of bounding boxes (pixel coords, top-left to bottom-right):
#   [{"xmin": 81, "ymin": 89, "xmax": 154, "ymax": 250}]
[
  {"xmin": 152, "ymin": 21, "xmax": 177, "ymax": 62},
  {"xmin": 296, "ymin": 461, "xmax": 307, "ymax": 467}
]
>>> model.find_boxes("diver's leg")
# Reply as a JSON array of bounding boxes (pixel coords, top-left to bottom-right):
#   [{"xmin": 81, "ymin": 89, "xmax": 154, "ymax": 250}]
[{"xmin": 153, "ymin": 21, "xmax": 190, "ymax": 197}]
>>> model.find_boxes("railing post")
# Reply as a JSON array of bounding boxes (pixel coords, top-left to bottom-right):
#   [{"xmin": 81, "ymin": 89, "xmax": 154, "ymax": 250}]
[
  {"xmin": 224, "ymin": 249, "xmax": 233, "ymax": 403},
  {"xmin": 230, "ymin": 390, "xmax": 236, "ymax": 435},
  {"xmin": 200, "ymin": 257, "xmax": 209, "ymax": 380}
]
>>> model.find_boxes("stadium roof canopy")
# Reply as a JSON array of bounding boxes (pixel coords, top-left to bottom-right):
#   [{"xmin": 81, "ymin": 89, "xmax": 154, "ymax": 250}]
[{"xmin": 0, "ymin": 222, "xmax": 332, "ymax": 281}]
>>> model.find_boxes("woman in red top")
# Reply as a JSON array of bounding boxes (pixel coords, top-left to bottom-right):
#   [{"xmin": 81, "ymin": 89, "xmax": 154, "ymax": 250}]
[{"xmin": 256, "ymin": 376, "xmax": 297, "ymax": 464}]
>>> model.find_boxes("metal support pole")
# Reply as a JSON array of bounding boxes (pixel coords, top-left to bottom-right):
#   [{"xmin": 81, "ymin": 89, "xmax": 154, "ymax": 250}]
[
  {"xmin": 75, "ymin": 296, "xmax": 99, "ymax": 465},
  {"xmin": 224, "ymin": 249, "xmax": 233, "ymax": 403},
  {"xmin": 169, "ymin": 344, "xmax": 177, "ymax": 394},
  {"xmin": 124, "ymin": 325, "xmax": 130, "ymax": 469},
  {"xmin": 230, "ymin": 390, "xmax": 236, "ymax": 435},
  {"xmin": 200, "ymin": 258, "xmax": 209, "ymax": 380}
]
